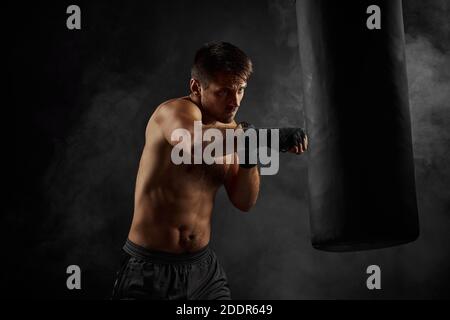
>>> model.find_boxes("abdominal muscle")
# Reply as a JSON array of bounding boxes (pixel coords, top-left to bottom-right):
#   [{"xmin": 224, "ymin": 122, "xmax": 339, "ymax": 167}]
[{"xmin": 128, "ymin": 189, "xmax": 216, "ymax": 253}]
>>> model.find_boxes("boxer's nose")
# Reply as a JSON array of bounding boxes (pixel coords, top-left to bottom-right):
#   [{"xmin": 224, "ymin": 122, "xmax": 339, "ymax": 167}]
[{"xmin": 228, "ymin": 92, "xmax": 240, "ymax": 108}]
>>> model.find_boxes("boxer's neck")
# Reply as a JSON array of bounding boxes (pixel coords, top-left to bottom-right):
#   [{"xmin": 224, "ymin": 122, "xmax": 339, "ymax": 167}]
[{"xmin": 188, "ymin": 93, "xmax": 217, "ymax": 125}]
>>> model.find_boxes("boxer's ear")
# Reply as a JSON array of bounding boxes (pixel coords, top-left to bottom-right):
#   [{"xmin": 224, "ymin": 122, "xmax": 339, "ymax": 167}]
[{"xmin": 190, "ymin": 78, "xmax": 202, "ymax": 96}]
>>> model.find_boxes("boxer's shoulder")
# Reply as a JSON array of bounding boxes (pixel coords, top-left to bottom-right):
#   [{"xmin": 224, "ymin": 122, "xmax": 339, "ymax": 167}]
[{"xmin": 154, "ymin": 96, "xmax": 201, "ymax": 125}]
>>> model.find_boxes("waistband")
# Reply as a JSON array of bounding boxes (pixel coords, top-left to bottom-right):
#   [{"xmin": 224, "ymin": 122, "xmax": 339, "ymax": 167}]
[{"xmin": 123, "ymin": 239, "xmax": 211, "ymax": 264}]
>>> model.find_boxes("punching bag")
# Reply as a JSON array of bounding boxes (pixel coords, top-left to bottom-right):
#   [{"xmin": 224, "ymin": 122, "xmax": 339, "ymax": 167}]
[{"xmin": 295, "ymin": 0, "xmax": 419, "ymax": 251}]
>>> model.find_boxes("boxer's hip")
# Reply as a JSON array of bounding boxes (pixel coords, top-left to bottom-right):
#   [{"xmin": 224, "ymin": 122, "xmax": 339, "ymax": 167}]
[{"xmin": 112, "ymin": 239, "xmax": 231, "ymax": 300}]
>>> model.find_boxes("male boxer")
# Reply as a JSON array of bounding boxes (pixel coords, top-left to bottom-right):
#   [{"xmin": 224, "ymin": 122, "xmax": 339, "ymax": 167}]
[{"xmin": 112, "ymin": 41, "xmax": 307, "ymax": 300}]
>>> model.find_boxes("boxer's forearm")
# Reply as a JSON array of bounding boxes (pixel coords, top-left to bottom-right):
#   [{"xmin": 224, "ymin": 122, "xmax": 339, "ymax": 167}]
[{"xmin": 229, "ymin": 165, "xmax": 260, "ymax": 212}]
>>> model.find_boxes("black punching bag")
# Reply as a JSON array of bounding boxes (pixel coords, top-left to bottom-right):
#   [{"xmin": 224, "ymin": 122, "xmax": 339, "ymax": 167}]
[{"xmin": 295, "ymin": 0, "xmax": 419, "ymax": 251}]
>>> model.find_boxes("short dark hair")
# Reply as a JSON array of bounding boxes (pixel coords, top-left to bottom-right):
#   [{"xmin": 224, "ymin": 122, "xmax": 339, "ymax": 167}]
[{"xmin": 191, "ymin": 41, "xmax": 253, "ymax": 86}]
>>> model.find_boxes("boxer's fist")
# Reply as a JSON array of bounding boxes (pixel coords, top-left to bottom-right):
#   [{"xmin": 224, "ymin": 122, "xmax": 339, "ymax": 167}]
[
  {"xmin": 279, "ymin": 128, "xmax": 308, "ymax": 154},
  {"xmin": 237, "ymin": 123, "xmax": 308, "ymax": 155}
]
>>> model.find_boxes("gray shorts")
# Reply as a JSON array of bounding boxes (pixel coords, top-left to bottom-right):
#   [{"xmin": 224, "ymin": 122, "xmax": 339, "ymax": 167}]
[{"xmin": 112, "ymin": 239, "xmax": 231, "ymax": 300}]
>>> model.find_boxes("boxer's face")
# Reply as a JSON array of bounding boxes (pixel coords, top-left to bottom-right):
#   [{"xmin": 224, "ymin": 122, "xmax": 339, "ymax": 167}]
[{"xmin": 198, "ymin": 73, "xmax": 247, "ymax": 124}]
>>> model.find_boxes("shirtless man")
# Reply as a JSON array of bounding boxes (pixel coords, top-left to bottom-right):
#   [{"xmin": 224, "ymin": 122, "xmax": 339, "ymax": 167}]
[{"xmin": 111, "ymin": 41, "xmax": 307, "ymax": 300}]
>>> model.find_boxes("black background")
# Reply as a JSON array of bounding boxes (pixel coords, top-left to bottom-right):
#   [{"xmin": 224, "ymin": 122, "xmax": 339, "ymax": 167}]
[{"xmin": 6, "ymin": 0, "xmax": 450, "ymax": 299}]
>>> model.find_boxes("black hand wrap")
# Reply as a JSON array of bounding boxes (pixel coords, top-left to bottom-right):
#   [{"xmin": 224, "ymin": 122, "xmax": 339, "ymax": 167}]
[
  {"xmin": 278, "ymin": 127, "xmax": 307, "ymax": 152},
  {"xmin": 252, "ymin": 127, "xmax": 307, "ymax": 152},
  {"xmin": 237, "ymin": 122, "xmax": 307, "ymax": 168}
]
